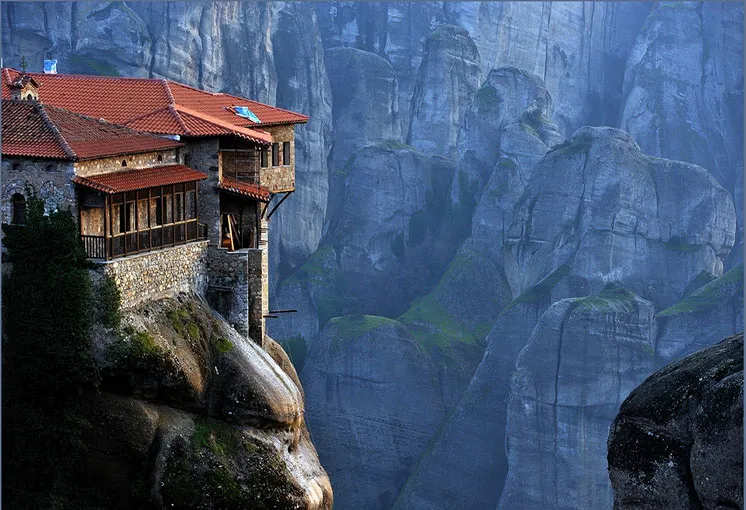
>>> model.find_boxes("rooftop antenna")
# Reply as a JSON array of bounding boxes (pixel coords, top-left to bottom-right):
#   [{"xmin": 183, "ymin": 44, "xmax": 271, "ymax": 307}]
[{"xmin": 20, "ymin": 56, "xmax": 27, "ymax": 73}]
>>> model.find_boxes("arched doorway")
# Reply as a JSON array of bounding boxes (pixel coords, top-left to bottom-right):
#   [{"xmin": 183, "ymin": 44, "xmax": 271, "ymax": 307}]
[{"xmin": 11, "ymin": 193, "xmax": 26, "ymax": 225}]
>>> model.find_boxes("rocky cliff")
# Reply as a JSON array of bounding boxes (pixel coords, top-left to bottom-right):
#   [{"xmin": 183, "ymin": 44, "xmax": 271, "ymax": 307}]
[
  {"xmin": 87, "ymin": 293, "xmax": 332, "ymax": 509},
  {"xmin": 608, "ymin": 332, "xmax": 743, "ymax": 510},
  {"xmin": 2, "ymin": 2, "xmax": 742, "ymax": 508}
]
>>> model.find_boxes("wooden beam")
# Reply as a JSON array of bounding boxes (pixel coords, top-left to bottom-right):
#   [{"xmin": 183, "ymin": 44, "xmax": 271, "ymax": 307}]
[{"xmin": 266, "ymin": 190, "xmax": 293, "ymax": 220}]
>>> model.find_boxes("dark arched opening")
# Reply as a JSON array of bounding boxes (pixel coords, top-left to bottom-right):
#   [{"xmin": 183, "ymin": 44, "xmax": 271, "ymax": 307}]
[{"xmin": 11, "ymin": 193, "xmax": 26, "ymax": 225}]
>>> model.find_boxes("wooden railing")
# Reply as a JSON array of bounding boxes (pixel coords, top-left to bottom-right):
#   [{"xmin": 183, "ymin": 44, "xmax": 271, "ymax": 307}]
[
  {"xmin": 81, "ymin": 235, "xmax": 106, "ymax": 259},
  {"xmin": 82, "ymin": 222, "xmax": 207, "ymax": 260}
]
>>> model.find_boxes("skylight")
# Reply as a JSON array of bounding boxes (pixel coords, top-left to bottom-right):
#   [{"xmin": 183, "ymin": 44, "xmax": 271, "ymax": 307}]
[{"xmin": 233, "ymin": 106, "xmax": 260, "ymax": 123}]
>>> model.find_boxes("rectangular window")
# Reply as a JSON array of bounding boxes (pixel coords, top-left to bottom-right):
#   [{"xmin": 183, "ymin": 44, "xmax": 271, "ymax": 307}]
[
  {"xmin": 283, "ymin": 142, "xmax": 290, "ymax": 165},
  {"xmin": 175, "ymin": 193, "xmax": 184, "ymax": 222},
  {"xmin": 186, "ymin": 190, "xmax": 197, "ymax": 219},
  {"xmin": 164, "ymin": 192, "xmax": 173, "ymax": 224},
  {"xmin": 272, "ymin": 143, "xmax": 279, "ymax": 166},
  {"xmin": 125, "ymin": 202, "xmax": 135, "ymax": 232},
  {"xmin": 260, "ymin": 148, "xmax": 268, "ymax": 168}
]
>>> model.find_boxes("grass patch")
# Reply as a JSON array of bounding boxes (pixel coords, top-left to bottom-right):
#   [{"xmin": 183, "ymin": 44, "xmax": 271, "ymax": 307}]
[
  {"xmin": 498, "ymin": 157, "xmax": 517, "ymax": 170},
  {"xmin": 507, "ymin": 265, "xmax": 570, "ymax": 309},
  {"xmin": 167, "ymin": 306, "xmax": 201, "ymax": 340},
  {"xmin": 657, "ymin": 263, "xmax": 743, "ymax": 317},
  {"xmin": 574, "ymin": 283, "xmax": 638, "ymax": 313},
  {"xmin": 378, "ymin": 139, "xmax": 418, "ymax": 152},
  {"xmin": 399, "ymin": 294, "xmax": 476, "ymax": 352},
  {"xmin": 329, "ymin": 315, "xmax": 401, "ymax": 349}
]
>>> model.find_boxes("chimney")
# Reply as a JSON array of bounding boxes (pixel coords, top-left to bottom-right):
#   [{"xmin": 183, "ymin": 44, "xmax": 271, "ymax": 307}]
[{"xmin": 43, "ymin": 59, "xmax": 57, "ymax": 74}]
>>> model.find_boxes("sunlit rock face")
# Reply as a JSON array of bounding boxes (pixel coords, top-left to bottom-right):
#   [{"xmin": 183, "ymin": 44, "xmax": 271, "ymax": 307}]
[
  {"xmin": 608, "ymin": 333, "xmax": 743, "ymax": 510},
  {"xmin": 86, "ymin": 294, "xmax": 332, "ymax": 510}
]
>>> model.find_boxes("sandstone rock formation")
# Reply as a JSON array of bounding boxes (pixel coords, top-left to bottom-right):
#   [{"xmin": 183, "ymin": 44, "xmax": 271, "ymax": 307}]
[
  {"xmin": 89, "ymin": 293, "xmax": 332, "ymax": 509},
  {"xmin": 608, "ymin": 332, "xmax": 743, "ymax": 510}
]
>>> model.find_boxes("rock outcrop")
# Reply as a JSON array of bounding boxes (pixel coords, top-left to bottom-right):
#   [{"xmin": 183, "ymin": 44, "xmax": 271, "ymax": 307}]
[
  {"xmin": 88, "ymin": 293, "xmax": 332, "ymax": 509},
  {"xmin": 608, "ymin": 332, "xmax": 743, "ymax": 510},
  {"xmin": 408, "ymin": 25, "xmax": 480, "ymax": 159},
  {"xmin": 499, "ymin": 286, "xmax": 658, "ymax": 509},
  {"xmin": 301, "ymin": 315, "xmax": 446, "ymax": 510},
  {"xmin": 504, "ymin": 126, "xmax": 736, "ymax": 307}
]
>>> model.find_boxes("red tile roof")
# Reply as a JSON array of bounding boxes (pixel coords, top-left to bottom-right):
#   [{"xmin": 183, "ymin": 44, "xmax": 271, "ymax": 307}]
[
  {"xmin": 72, "ymin": 164, "xmax": 207, "ymax": 194},
  {"xmin": 1, "ymin": 69, "xmax": 308, "ymax": 142},
  {"xmin": 217, "ymin": 177, "xmax": 271, "ymax": 202},
  {"xmin": 1, "ymin": 99, "xmax": 182, "ymax": 160}
]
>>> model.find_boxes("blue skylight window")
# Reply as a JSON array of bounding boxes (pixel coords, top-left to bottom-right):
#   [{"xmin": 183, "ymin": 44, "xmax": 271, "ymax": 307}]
[{"xmin": 234, "ymin": 106, "xmax": 261, "ymax": 123}]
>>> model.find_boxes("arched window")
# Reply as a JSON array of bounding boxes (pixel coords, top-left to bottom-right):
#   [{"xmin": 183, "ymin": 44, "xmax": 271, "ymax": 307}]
[
  {"xmin": 121, "ymin": 160, "xmax": 127, "ymax": 167},
  {"xmin": 45, "ymin": 164, "xmax": 56, "ymax": 172},
  {"xmin": 157, "ymin": 154, "xmax": 163, "ymax": 162},
  {"xmin": 11, "ymin": 193, "xmax": 26, "ymax": 225},
  {"xmin": 11, "ymin": 162, "xmax": 21, "ymax": 171}
]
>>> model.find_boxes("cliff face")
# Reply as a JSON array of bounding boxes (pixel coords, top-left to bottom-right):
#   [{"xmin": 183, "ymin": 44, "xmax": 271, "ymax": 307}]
[
  {"xmin": 86, "ymin": 293, "xmax": 332, "ymax": 509},
  {"xmin": 3, "ymin": 2, "xmax": 742, "ymax": 509},
  {"xmin": 608, "ymin": 332, "xmax": 743, "ymax": 510}
]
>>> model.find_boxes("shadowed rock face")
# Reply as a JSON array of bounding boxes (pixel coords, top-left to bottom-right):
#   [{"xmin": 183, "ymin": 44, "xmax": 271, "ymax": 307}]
[
  {"xmin": 88, "ymin": 293, "xmax": 332, "ymax": 510},
  {"xmin": 499, "ymin": 287, "xmax": 658, "ymax": 510},
  {"xmin": 408, "ymin": 24, "xmax": 481, "ymax": 159},
  {"xmin": 301, "ymin": 317, "xmax": 446, "ymax": 510},
  {"xmin": 504, "ymin": 126, "xmax": 736, "ymax": 307},
  {"xmin": 608, "ymin": 332, "xmax": 743, "ymax": 510}
]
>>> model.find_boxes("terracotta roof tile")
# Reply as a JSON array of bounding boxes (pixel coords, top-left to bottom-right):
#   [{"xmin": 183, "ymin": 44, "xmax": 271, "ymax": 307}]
[
  {"xmin": 2, "ymin": 99, "xmax": 182, "ymax": 160},
  {"xmin": 2, "ymin": 69, "xmax": 308, "ymax": 140},
  {"xmin": 72, "ymin": 164, "xmax": 207, "ymax": 194},
  {"xmin": 217, "ymin": 177, "xmax": 271, "ymax": 202}
]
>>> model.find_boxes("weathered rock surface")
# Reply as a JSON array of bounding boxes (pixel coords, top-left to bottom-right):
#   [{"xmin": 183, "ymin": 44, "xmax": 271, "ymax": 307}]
[
  {"xmin": 269, "ymin": 2, "xmax": 333, "ymax": 280},
  {"xmin": 620, "ymin": 2, "xmax": 744, "ymax": 254},
  {"xmin": 325, "ymin": 47, "xmax": 401, "ymax": 174},
  {"xmin": 302, "ymin": 316, "xmax": 446, "ymax": 510},
  {"xmin": 608, "ymin": 332, "xmax": 743, "ymax": 510},
  {"xmin": 408, "ymin": 24, "xmax": 480, "ymax": 159},
  {"xmin": 504, "ymin": 126, "xmax": 736, "ymax": 308},
  {"xmin": 88, "ymin": 293, "xmax": 332, "ymax": 509},
  {"xmin": 499, "ymin": 286, "xmax": 658, "ymax": 510}
]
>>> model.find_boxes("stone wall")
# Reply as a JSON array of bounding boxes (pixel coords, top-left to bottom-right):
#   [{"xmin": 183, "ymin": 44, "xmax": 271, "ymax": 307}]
[
  {"xmin": 74, "ymin": 148, "xmax": 179, "ymax": 177},
  {"xmin": 1, "ymin": 157, "xmax": 76, "ymax": 223},
  {"xmin": 206, "ymin": 246, "xmax": 250, "ymax": 337},
  {"xmin": 188, "ymin": 138, "xmax": 222, "ymax": 246},
  {"xmin": 97, "ymin": 241, "xmax": 208, "ymax": 307},
  {"xmin": 262, "ymin": 124, "xmax": 296, "ymax": 192}
]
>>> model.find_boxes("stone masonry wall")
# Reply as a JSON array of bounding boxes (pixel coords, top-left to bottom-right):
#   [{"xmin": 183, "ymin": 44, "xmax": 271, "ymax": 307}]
[
  {"xmin": 261, "ymin": 124, "xmax": 296, "ymax": 192},
  {"xmin": 74, "ymin": 148, "xmax": 179, "ymax": 177},
  {"xmin": 1, "ymin": 157, "xmax": 76, "ymax": 222},
  {"xmin": 188, "ymin": 138, "xmax": 222, "ymax": 246},
  {"xmin": 98, "ymin": 241, "xmax": 208, "ymax": 307},
  {"xmin": 206, "ymin": 246, "xmax": 250, "ymax": 337}
]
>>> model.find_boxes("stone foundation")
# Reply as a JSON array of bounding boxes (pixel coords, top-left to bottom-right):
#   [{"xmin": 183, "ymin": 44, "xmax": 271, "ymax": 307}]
[
  {"xmin": 97, "ymin": 241, "xmax": 208, "ymax": 307},
  {"xmin": 206, "ymin": 245, "xmax": 268, "ymax": 344}
]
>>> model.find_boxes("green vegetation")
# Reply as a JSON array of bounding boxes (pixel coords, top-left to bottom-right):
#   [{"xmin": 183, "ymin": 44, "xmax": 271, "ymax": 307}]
[
  {"xmin": 329, "ymin": 314, "xmax": 402, "ymax": 348},
  {"xmin": 498, "ymin": 157, "xmax": 517, "ymax": 170},
  {"xmin": 574, "ymin": 283, "xmax": 638, "ymax": 313},
  {"xmin": 657, "ymin": 264, "xmax": 743, "ymax": 317},
  {"xmin": 2, "ymin": 192, "xmax": 97, "ymax": 507},
  {"xmin": 69, "ymin": 54, "xmax": 121, "ymax": 77},
  {"xmin": 664, "ymin": 235, "xmax": 702, "ymax": 252},
  {"xmin": 519, "ymin": 109, "xmax": 550, "ymax": 139},
  {"xmin": 213, "ymin": 336, "xmax": 234, "ymax": 354},
  {"xmin": 507, "ymin": 265, "xmax": 570, "ymax": 309},
  {"xmin": 475, "ymin": 85, "xmax": 500, "ymax": 110},
  {"xmin": 549, "ymin": 133, "xmax": 594, "ymax": 157},
  {"xmin": 167, "ymin": 305, "xmax": 201, "ymax": 340},
  {"xmin": 399, "ymin": 294, "xmax": 477, "ymax": 351},
  {"xmin": 193, "ymin": 418, "xmax": 242, "ymax": 457},
  {"xmin": 98, "ymin": 274, "xmax": 122, "ymax": 329}
]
